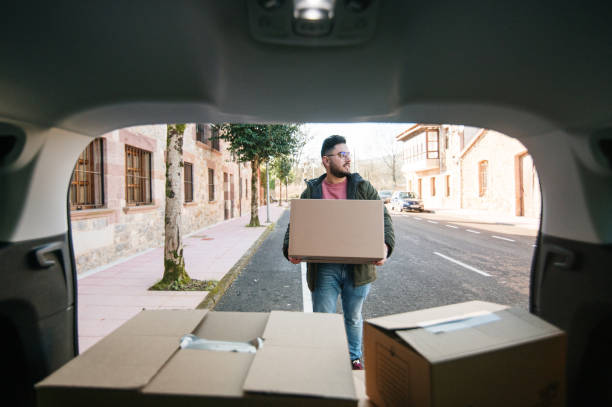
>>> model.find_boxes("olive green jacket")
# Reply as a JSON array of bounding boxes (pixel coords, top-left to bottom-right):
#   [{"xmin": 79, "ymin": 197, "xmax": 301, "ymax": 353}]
[{"xmin": 282, "ymin": 173, "xmax": 395, "ymax": 291}]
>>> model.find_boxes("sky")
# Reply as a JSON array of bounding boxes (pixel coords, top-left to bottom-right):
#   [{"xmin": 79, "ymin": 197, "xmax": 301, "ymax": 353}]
[{"xmin": 299, "ymin": 123, "xmax": 413, "ymax": 163}]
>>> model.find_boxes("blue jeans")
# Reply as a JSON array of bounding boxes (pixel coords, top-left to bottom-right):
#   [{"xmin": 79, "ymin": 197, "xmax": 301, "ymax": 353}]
[{"xmin": 312, "ymin": 263, "xmax": 371, "ymax": 361}]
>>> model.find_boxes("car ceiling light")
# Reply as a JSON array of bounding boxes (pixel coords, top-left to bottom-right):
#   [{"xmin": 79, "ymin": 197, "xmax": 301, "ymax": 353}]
[
  {"xmin": 248, "ymin": 0, "xmax": 379, "ymax": 46},
  {"xmin": 293, "ymin": 0, "xmax": 336, "ymax": 20}
]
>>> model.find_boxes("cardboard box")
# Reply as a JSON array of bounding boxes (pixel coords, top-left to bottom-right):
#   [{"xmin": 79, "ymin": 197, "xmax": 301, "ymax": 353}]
[
  {"xmin": 364, "ymin": 301, "xmax": 566, "ymax": 407},
  {"xmin": 37, "ymin": 310, "xmax": 358, "ymax": 407},
  {"xmin": 288, "ymin": 199, "xmax": 385, "ymax": 263}
]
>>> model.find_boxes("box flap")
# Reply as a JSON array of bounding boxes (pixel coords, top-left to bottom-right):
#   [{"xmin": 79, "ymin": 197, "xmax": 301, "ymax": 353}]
[
  {"xmin": 143, "ymin": 349, "xmax": 254, "ymax": 397},
  {"xmin": 262, "ymin": 310, "xmax": 348, "ymax": 349},
  {"xmin": 243, "ymin": 346, "xmax": 357, "ymax": 401},
  {"xmin": 193, "ymin": 311, "xmax": 269, "ymax": 342},
  {"xmin": 367, "ymin": 301, "xmax": 508, "ymax": 330},
  {"xmin": 37, "ymin": 333, "xmax": 178, "ymax": 389},
  {"xmin": 288, "ymin": 199, "xmax": 385, "ymax": 261},
  {"xmin": 396, "ymin": 307, "xmax": 565, "ymax": 363},
  {"xmin": 112, "ymin": 309, "xmax": 208, "ymax": 337}
]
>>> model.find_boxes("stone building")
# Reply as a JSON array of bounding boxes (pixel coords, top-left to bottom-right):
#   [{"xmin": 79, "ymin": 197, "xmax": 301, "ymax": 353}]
[
  {"xmin": 397, "ymin": 124, "xmax": 540, "ymax": 218},
  {"xmin": 460, "ymin": 129, "xmax": 540, "ymax": 217},
  {"xmin": 69, "ymin": 124, "xmax": 252, "ymax": 274}
]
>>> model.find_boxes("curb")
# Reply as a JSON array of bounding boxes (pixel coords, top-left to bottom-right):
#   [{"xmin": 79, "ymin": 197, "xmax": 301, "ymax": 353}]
[{"xmin": 195, "ymin": 221, "xmax": 277, "ymax": 310}]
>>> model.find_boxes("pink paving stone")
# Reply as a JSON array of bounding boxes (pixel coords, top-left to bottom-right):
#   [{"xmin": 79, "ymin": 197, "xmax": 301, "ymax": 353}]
[
  {"xmin": 78, "ymin": 305, "xmax": 143, "ymax": 320},
  {"xmin": 77, "ymin": 205, "xmax": 287, "ymax": 349},
  {"xmin": 79, "ymin": 336, "xmax": 103, "ymax": 353},
  {"xmin": 78, "ymin": 318, "xmax": 127, "ymax": 337}
]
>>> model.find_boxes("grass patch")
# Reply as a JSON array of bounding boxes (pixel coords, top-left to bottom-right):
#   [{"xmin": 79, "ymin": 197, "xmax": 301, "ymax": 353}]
[{"xmin": 150, "ymin": 279, "xmax": 218, "ymax": 291}]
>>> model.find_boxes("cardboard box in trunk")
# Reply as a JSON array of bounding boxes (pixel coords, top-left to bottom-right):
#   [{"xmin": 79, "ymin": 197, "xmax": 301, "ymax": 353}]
[
  {"xmin": 364, "ymin": 301, "xmax": 566, "ymax": 407},
  {"xmin": 37, "ymin": 310, "xmax": 358, "ymax": 407},
  {"xmin": 288, "ymin": 199, "xmax": 385, "ymax": 263}
]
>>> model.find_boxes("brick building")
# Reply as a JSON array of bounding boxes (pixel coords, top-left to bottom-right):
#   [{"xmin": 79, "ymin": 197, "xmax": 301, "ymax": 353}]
[
  {"xmin": 397, "ymin": 124, "xmax": 540, "ymax": 218},
  {"xmin": 69, "ymin": 124, "xmax": 252, "ymax": 274}
]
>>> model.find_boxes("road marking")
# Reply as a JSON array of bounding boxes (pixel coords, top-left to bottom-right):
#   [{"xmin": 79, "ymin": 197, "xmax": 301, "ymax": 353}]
[
  {"xmin": 445, "ymin": 225, "xmax": 459, "ymax": 229},
  {"xmin": 301, "ymin": 262, "xmax": 313, "ymax": 313},
  {"xmin": 532, "ymin": 244, "xmax": 537, "ymax": 247},
  {"xmin": 428, "ymin": 220, "xmax": 438, "ymax": 224},
  {"xmin": 492, "ymin": 235, "xmax": 515, "ymax": 242},
  {"xmin": 433, "ymin": 252, "xmax": 492, "ymax": 277},
  {"xmin": 466, "ymin": 229, "xmax": 481, "ymax": 234},
  {"xmin": 414, "ymin": 217, "xmax": 422, "ymax": 220}
]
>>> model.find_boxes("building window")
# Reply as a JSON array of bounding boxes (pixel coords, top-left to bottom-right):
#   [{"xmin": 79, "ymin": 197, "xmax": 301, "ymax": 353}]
[
  {"xmin": 208, "ymin": 168, "xmax": 215, "ymax": 201},
  {"xmin": 196, "ymin": 124, "xmax": 220, "ymax": 151},
  {"xmin": 431, "ymin": 177, "xmax": 436, "ymax": 196},
  {"xmin": 125, "ymin": 145, "xmax": 152, "ymax": 206},
  {"xmin": 184, "ymin": 162, "xmax": 193, "ymax": 203},
  {"xmin": 211, "ymin": 125, "xmax": 220, "ymax": 151},
  {"xmin": 479, "ymin": 160, "xmax": 488, "ymax": 197},
  {"xmin": 445, "ymin": 175, "xmax": 451, "ymax": 197},
  {"xmin": 427, "ymin": 130, "xmax": 439, "ymax": 159},
  {"xmin": 196, "ymin": 124, "xmax": 208, "ymax": 144},
  {"xmin": 70, "ymin": 138, "xmax": 105, "ymax": 210},
  {"xmin": 418, "ymin": 178, "xmax": 422, "ymax": 198}
]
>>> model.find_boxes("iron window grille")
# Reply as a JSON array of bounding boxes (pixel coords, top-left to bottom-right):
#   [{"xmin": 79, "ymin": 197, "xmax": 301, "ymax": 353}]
[
  {"xmin": 208, "ymin": 168, "xmax": 215, "ymax": 201},
  {"xmin": 184, "ymin": 162, "xmax": 193, "ymax": 203},
  {"xmin": 479, "ymin": 160, "xmax": 488, "ymax": 197},
  {"xmin": 125, "ymin": 145, "xmax": 152, "ymax": 206},
  {"xmin": 70, "ymin": 138, "xmax": 105, "ymax": 210}
]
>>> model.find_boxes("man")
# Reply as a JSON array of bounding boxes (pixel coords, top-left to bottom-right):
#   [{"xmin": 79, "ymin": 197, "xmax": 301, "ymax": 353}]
[{"xmin": 283, "ymin": 135, "xmax": 395, "ymax": 370}]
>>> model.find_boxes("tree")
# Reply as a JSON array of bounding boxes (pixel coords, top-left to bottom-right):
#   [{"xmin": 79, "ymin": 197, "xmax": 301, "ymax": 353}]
[
  {"xmin": 379, "ymin": 133, "xmax": 402, "ymax": 188},
  {"xmin": 151, "ymin": 124, "xmax": 191, "ymax": 290},
  {"xmin": 213, "ymin": 124, "xmax": 301, "ymax": 227},
  {"xmin": 273, "ymin": 155, "xmax": 293, "ymax": 205}
]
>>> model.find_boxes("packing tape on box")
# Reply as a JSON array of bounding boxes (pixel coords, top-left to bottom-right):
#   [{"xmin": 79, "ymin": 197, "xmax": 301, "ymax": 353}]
[
  {"xmin": 423, "ymin": 313, "xmax": 501, "ymax": 334},
  {"xmin": 179, "ymin": 334, "xmax": 264, "ymax": 353}
]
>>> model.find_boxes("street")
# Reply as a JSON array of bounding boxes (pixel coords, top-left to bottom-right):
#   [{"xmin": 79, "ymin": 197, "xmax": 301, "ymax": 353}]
[{"xmin": 214, "ymin": 208, "xmax": 537, "ymax": 317}]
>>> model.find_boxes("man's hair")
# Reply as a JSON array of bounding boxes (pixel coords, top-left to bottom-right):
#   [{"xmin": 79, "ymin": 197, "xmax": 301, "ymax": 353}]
[{"xmin": 321, "ymin": 135, "xmax": 346, "ymax": 157}]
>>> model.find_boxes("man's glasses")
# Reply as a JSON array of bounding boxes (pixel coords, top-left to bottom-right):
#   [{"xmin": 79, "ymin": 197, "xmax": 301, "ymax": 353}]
[{"xmin": 325, "ymin": 151, "xmax": 351, "ymax": 160}]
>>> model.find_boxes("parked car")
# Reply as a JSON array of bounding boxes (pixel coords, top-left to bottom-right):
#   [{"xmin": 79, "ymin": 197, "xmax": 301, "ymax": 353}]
[
  {"xmin": 390, "ymin": 191, "xmax": 424, "ymax": 212},
  {"xmin": 378, "ymin": 190, "xmax": 393, "ymax": 203},
  {"xmin": 1, "ymin": 2, "xmax": 611, "ymax": 406}
]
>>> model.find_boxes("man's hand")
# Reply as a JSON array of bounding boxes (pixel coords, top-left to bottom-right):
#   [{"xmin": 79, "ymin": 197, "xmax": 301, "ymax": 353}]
[
  {"xmin": 373, "ymin": 243, "xmax": 388, "ymax": 266},
  {"xmin": 288, "ymin": 256, "xmax": 302, "ymax": 264}
]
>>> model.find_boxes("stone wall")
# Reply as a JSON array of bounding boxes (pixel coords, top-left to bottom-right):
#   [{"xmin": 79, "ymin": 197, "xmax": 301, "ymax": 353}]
[
  {"xmin": 70, "ymin": 124, "xmax": 252, "ymax": 274},
  {"xmin": 461, "ymin": 130, "xmax": 540, "ymax": 217}
]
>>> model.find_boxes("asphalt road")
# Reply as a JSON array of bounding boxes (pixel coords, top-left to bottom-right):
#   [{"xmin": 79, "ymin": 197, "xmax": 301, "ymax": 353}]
[{"xmin": 214, "ymin": 209, "xmax": 537, "ymax": 317}]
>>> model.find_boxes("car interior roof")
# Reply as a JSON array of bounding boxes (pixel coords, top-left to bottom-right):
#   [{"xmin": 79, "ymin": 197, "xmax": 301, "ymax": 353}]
[
  {"xmin": 1, "ymin": 1, "xmax": 611, "ymax": 244},
  {"xmin": 1, "ymin": 1, "xmax": 610, "ymax": 137}
]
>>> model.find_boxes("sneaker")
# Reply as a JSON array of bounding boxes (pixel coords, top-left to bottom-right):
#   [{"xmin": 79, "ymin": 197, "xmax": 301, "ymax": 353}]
[{"xmin": 351, "ymin": 358, "xmax": 364, "ymax": 370}]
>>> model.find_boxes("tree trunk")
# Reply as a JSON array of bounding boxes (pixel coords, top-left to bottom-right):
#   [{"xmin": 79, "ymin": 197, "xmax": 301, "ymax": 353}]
[
  {"xmin": 152, "ymin": 124, "xmax": 190, "ymax": 289},
  {"xmin": 249, "ymin": 157, "xmax": 261, "ymax": 227},
  {"xmin": 278, "ymin": 179, "xmax": 282, "ymax": 206}
]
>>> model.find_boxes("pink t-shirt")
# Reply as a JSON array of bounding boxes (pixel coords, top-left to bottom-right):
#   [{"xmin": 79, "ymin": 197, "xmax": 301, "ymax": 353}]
[{"xmin": 322, "ymin": 177, "xmax": 347, "ymax": 200}]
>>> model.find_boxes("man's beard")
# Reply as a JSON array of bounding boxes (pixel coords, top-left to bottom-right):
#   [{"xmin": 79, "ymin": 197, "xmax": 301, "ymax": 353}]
[{"xmin": 329, "ymin": 160, "xmax": 350, "ymax": 178}]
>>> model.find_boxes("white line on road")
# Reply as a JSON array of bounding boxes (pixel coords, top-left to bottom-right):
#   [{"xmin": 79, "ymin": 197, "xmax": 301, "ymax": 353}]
[
  {"xmin": 492, "ymin": 235, "xmax": 515, "ymax": 242},
  {"xmin": 433, "ymin": 252, "xmax": 492, "ymax": 277},
  {"xmin": 466, "ymin": 229, "xmax": 481, "ymax": 234},
  {"xmin": 301, "ymin": 262, "xmax": 313, "ymax": 313},
  {"xmin": 414, "ymin": 217, "xmax": 422, "ymax": 220},
  {"xmin": 445, "ymin": 225, "xmax": 459, "ymax": 229},
  {"xmin": 428, "ymin": 220, "xmax": 438, "ymax": 224}
]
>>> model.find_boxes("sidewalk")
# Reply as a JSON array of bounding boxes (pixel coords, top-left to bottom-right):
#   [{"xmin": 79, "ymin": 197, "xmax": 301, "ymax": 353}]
[
  {"xmin": 423, "ymin": 207, "xmax": 541, "ymax": 231},
  {"xmin": 77, "ymin": 204, "xmax": 288, "ymax": 352}
]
